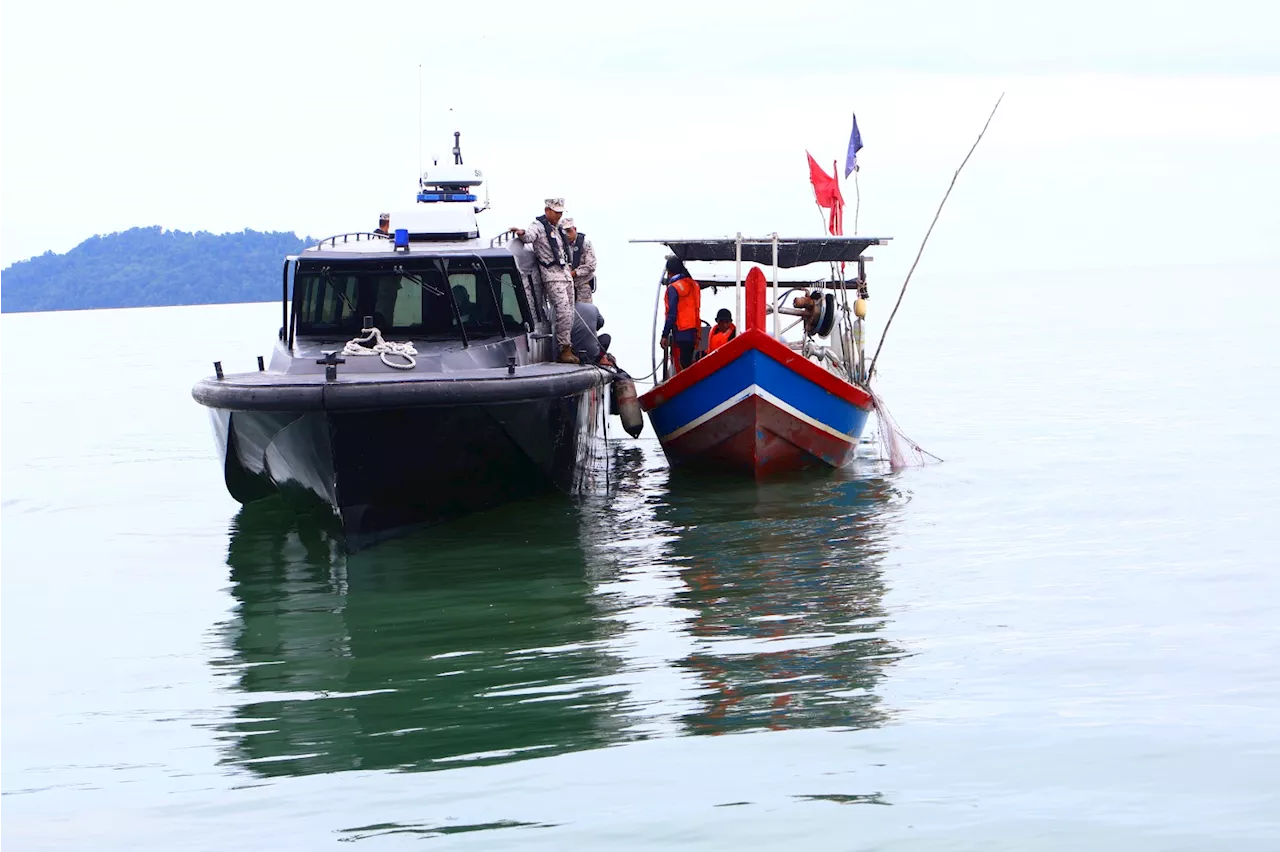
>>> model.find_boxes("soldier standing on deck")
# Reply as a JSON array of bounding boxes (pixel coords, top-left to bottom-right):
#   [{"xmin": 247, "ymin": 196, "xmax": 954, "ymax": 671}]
[
  {"xmin": 562, "ymin": 218, "xmax": 597, "ymax": 303},
  {"xmin": 509, "ymin": 198, "xmax": 579, "ymax": 364}
]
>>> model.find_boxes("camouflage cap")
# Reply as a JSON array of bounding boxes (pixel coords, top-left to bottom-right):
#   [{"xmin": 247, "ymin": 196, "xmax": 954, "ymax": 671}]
[
  {"xmin": 561, "ymin": 217, "xmax": 575, "ymax": 229},
  {"xmin": 544, "ymin": 198, "xmax": 565, "ymax": 212}
]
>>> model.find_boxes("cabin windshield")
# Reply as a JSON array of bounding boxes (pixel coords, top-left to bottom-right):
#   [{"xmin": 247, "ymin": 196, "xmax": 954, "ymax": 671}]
[{"xmin": 292, "ymin": 256, "xmax": 530, "ymax": 341}]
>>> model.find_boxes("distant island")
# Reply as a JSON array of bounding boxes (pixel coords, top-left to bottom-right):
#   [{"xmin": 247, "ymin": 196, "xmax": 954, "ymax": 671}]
[{"xmin": 1, "ymin": 227, "xmax": 312, "ymax": 313}]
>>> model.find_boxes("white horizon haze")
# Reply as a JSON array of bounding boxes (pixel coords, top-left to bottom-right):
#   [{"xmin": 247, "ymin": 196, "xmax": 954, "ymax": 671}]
[{"xmin": 3, "ymin": 0, "xmax": 1278, "ymax": 285}]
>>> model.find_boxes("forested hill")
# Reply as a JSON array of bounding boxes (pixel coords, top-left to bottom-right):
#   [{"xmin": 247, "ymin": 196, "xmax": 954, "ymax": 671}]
[{"xmin": 1, "ymin": 227, "xmax": 312, "ymax": 313}]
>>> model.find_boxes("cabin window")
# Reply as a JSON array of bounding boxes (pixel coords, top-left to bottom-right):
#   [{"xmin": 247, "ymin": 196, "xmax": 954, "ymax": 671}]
[
  {"xmin": 444, "ymin": 258, "xmax": 505, "ymax": 338},
  {"xmin": 390, "ymin": 276, "xmax": 422, "ymax": 328},
  {"xmin": 493, "ymin": 268, "xmax": 532, "ymax": 328},
  {"xmin": 300, "ymin": 270, "xmax": 360, "ymax": 330},
  {"xmin": 292, "ymin": 257, "xmax": 528, "ymax": 341}
]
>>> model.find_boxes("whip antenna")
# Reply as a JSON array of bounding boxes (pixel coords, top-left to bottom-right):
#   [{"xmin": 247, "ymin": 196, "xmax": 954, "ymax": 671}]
[{"xmin": 417, "ymin": 64, "xmax": 423, "ymax": 180}]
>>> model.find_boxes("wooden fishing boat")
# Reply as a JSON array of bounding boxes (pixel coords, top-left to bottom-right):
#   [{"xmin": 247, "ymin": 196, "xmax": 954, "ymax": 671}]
[{"xmin": 633, "ymin": 235, "xmax": 890, "ymax": 477}]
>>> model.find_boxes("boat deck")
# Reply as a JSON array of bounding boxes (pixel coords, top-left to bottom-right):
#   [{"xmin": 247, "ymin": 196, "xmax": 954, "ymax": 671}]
[{"xmin": 193, "ymin": 362, "xmax": 611, "ymax": 412}]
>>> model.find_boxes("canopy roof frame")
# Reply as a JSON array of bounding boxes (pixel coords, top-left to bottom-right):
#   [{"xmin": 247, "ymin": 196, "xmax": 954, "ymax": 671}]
[
  {"xmin": 630, "ymin": 236, "xmax": 891, "ymax": 269},
  {"xmin": 637, "ymin": 233, "xmax": 890, "ymax": 382}
]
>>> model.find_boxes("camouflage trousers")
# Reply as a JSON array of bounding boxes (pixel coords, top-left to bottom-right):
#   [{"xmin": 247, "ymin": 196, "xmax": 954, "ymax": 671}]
[
  {"xmin": 574, "ymin": 276, "xmax": 594, "ymax": 303},
  {"xmin": 543, "ymin": 271, "xmax": 575, "ymax": 346}
]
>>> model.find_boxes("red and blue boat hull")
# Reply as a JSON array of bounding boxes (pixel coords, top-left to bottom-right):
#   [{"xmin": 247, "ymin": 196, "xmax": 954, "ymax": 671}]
[{"xmin": 640, "ymin": 329, "xmax": 873, "ymax": 478}]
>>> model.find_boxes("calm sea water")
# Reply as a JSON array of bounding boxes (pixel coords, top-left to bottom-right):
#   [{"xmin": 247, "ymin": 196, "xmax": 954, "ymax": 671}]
[{"xmin": 4, "ymin": 262, "xmax": 1280, "ymax": 849}]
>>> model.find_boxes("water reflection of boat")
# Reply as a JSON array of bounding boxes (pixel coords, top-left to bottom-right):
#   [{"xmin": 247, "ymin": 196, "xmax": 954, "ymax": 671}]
[
  {"xmin": 214, "ymin": 496, "xmax": 629, "ymax": 776},
  {"xmin": 656, "ymin": 467, "xmax": 905, "ymax": 736},
  {"xmin": 212, "ymin": 447, "xmax": 905, "ymax": 777}
]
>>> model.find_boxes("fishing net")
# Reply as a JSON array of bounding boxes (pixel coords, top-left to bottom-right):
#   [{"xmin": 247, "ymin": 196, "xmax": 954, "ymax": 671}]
[{"xmin": 870, "ymin": 392, "xmax": 941, "ymax": 471}]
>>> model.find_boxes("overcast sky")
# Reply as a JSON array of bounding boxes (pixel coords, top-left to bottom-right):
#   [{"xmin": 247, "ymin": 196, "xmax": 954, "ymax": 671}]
[{"xmin": 3, "ymin": 0, "xmax": 1278, "ymax": 284}]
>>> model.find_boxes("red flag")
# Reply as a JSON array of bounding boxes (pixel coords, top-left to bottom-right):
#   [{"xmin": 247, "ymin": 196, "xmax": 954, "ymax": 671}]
[{"xmin": 805, "ymin": 152, "xmax": 844, "ymax": 236}]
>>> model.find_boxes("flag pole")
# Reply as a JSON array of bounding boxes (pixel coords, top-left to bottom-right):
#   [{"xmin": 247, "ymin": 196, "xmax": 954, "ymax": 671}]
[
  {"xmin": 854, "ymin": 168, "xmax": 860, "ymax": 236},
  {"xmin": 833, "ymin": 160, "xmax": 841, "ymax": 235},
  {"xmin": 834, "ymin": 160, "xmax": 845, "ymax": 280}
]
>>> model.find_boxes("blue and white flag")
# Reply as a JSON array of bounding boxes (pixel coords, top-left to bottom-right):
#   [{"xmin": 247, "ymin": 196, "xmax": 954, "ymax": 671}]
[{"xmin": 844, "ymin": 112, "xmax": 863, "ymax": 178}]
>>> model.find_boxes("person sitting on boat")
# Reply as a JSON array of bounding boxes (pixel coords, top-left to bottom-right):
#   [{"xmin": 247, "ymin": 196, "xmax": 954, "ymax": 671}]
[
  {"xmin": 451, "ymin": 284, "xmax": 475, "ymax": 325},
  {"xmin": 660, "ymin": 257, "xmax": 702, "ymax": 375},
  {"xmin": 707, "ymin": 308, "xmax": 737, "ymax": 353},
  {"xmin": 509, "ymin": 198, "xmax": 579, "ymax": 364},
  {"xmin": 562, "ymin": 218, "xmax": 597, "ymax": 303},
  {"xmin": 571, "ymin": 301, "xmax": 615, "ymax": 367},
  {"xmin": 375, "ymin": 213, "xmax": 391, "ymax": 235}
]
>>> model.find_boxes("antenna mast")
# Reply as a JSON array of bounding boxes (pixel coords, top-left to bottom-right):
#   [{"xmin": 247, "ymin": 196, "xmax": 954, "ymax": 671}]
[{"xmin": 417, "ymin": 64, "xmax": 423, "ymax": 180}]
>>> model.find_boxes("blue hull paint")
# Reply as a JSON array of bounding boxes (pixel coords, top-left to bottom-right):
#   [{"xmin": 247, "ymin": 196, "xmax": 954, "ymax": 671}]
[{"xmin": 648, "ymin": 348, "xmax": 866, "ymax": 442}]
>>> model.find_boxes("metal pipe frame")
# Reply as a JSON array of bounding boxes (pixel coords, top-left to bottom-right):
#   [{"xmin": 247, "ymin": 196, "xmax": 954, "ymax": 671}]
[
  {"xmin": 735, "ymin": 232, "xmax": 742, "ymax": 328},
  {"xmin": 771, "ymin": 232, "xmax": 779, "ymax": 339},
  {"xmin": 280, "ymin": 260, "xmax": 289, "ymax": 344}
]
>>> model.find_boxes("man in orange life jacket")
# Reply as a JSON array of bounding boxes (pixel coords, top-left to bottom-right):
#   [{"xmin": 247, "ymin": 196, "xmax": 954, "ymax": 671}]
[
  {"xmin": 707, "ymin": 308, "xmax": 736, "ymax": 353},
  {"xmin": 660, "ymin": 257, "xmax": 702, "ymax": 374}
]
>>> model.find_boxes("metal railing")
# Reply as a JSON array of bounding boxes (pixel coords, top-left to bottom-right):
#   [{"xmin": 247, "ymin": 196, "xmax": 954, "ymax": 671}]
[{"xmin": 311, "ymin": 232, "xmax": 393, "ymax": 250}]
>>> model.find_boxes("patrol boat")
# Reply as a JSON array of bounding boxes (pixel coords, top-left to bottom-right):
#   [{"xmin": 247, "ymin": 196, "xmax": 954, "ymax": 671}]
[{"xmin": 192, "ymin": 135, "xmax": 617, "ymax": 550}]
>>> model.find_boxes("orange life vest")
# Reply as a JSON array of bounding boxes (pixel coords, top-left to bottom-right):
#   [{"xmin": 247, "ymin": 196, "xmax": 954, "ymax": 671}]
[
  {"xmin": 663, "ymin": 275, "xmax": 702, "ymax": 333},
  {"xmin": 708, "ymin": 323, "xmax": 736, "ymax": 352}
]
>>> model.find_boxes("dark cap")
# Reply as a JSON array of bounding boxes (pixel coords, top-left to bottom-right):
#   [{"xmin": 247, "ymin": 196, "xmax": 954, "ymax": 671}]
[{"xmin": 716, "ymin": 308, "xmax": 733, "ymax": 323}]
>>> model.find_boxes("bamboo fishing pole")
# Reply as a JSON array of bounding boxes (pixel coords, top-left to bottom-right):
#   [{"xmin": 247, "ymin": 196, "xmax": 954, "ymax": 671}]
[{"xmin": 866, "ymin": 93, "xmax": 1004, "ymax": 381}]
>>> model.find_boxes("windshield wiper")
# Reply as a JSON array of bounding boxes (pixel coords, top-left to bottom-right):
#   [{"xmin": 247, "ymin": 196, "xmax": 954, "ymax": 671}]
[
  {"xmin": 393, "ymin": 266, "xmax": 445, "ymax": 297},
  {"xmin": 319, "ymin": 267, "xmax": 358, "ymax": 315}
]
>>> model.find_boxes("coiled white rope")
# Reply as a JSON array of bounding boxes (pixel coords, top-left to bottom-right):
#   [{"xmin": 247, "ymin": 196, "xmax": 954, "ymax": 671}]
[{"xmin": 342, "ymin": 327, "xmax": 417, "ymax": 370}]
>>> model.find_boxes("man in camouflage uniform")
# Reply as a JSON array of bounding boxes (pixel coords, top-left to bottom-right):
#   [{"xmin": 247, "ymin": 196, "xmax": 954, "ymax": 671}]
[
  {"xmin": 509, "ymin": 198, "xmax": 579, "ymax": 364},
  {"xmin": 562, "ymin": 218, "xmax": 597, "ymax": 303}
]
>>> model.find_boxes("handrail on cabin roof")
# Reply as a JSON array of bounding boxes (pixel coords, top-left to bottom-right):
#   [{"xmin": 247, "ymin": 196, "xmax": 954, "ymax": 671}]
[{"xmin": 311, "ymin": 232, "xmax": 393, "ymax": 250}]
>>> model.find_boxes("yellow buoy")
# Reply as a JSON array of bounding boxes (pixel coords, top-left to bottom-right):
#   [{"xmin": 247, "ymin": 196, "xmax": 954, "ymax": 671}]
[{"xmin": 853, "ymin": 298, "xmax": 868, "ymax": 319}]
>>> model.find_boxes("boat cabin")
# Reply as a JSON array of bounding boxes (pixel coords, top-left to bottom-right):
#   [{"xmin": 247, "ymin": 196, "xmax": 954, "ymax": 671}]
[{"xmin": 271, "ymin": 138, "xmax": 558, "ymax": 373}]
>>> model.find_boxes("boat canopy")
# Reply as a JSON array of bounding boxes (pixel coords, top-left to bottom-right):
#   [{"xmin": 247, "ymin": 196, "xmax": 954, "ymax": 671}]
[
  {"xmin": 695, "ymin": 274, "xmax": 870, "ymax": 289},
  {"xmin": 630, "ymin": 237, "xmax": 890, "ymax": 268}
]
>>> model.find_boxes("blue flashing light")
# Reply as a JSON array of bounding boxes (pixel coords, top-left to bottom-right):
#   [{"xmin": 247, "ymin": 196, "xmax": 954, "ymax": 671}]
[
  {"xmin": 393, "ymin": 228, "xmax": 409, "ymax": 248},
  {"xmin": 416, "ymin": 192, "xmax": 479, "ymax": 203}
]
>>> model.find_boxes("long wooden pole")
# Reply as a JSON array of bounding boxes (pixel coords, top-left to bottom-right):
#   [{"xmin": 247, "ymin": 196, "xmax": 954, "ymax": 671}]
[{"xmin": 867, "ymin": 93, "xmax": 1004, "ymax": 380}]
